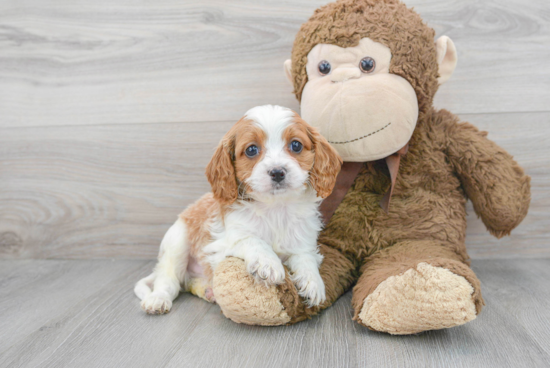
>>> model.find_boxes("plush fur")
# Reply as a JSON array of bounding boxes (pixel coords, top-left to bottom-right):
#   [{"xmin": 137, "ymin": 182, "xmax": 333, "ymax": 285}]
[
  {"xmin": 211, "ymin": 0, "xmax": 531, "ymax": 334},
  {"xmin": 135, "ymin": 105, "xmax": 342, "ymax": 314}
]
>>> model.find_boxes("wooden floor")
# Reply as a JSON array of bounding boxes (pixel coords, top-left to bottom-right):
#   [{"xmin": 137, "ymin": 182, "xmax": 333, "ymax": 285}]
[{"xmin": 0, "ymin": 259, "xmax": 549, "ymax": 368}]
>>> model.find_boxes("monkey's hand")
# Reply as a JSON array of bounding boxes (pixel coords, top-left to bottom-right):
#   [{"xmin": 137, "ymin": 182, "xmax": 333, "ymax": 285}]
[{"xmin": 444, "ymin": 112, "xmax": 531, "ymax": 238}]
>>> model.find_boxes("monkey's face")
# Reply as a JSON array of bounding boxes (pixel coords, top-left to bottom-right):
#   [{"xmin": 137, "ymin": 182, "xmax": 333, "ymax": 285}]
[{"xmin": 299, "ymin": 38, "xmax": 418, "ymax": 162}]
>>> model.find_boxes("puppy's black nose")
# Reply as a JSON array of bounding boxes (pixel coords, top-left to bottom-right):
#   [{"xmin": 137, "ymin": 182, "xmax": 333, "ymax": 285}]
[{"xmin": 269, "ymin": 169, "xmax": 286, "ymax": 183}]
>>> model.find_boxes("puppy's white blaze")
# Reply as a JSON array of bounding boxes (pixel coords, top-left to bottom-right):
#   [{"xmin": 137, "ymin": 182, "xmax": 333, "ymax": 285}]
[
  {"xmin": 245, "ymin": 105, "xmax": 295, "ymax": 146},
  {"xmin": 245, "ymin": 105, "xmax": 310, "ymax": 196}
]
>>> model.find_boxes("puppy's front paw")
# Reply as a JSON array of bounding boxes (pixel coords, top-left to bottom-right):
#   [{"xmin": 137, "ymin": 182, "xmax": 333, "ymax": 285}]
[
  {"xmin": 246, "ymin": 254, "xmax": 285, "ymax": 286},
  {"xmin": 292, "ymin": 271, "xmax": 326, "ymax": 307},
  {"xmin": 141, "ymin": 292, "xmax": 172, "ymax": 315}
]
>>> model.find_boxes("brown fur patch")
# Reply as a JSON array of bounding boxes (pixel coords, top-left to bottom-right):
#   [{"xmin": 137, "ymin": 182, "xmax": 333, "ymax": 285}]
[
  {"xmin": 179, "ymin": 193, "xmax": 221, "ymax": 282},
  {"xmin": 205, "ymin": 118, "xmax": 267, "ymax": 203},
  {"xmin": 282, "ymin": 118, "xmax": 315, "ymax": 173},
  {"xmin": 233, "ymin": 122, "xmax": 266, "ymax": 194},
  {"xmin": 205, "ymin": 121, "xmax": 240, "ymax": 205}
]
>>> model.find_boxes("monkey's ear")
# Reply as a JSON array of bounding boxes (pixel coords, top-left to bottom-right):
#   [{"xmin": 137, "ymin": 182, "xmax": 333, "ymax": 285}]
[
  {"xmin": 205, "ymin": 135, "xmax": 238, "ymax": 205},
  {"xmin": 283, "ymin": 59, "xmax": 293, "ymax": 86},
  {"xmin": 435, "ymin": 36, "xmax": 457, "ymax": 85}
]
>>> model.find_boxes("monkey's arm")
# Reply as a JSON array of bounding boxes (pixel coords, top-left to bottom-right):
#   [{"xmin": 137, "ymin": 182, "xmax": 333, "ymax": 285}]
[{"xmin": 444, "ymin": 113, "xmax": 531, "ymax": 238}]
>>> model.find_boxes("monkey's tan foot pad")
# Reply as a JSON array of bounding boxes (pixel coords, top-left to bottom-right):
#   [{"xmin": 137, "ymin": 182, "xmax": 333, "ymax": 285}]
[
  {"xmin": 358, "ymin": 262, "xmax": 476, "ymax": 335},
  {"xmin": 213, "ymin": 257, "xmax": 290, "ymax": 326}
]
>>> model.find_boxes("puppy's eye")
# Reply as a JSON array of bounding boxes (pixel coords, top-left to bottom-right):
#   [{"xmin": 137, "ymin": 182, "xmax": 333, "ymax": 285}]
[
  {"xmin": 290, "ymin": 140, "xmax": 303, "ymax": 153},
  {"xmin": 245, "ymin": 145, "xmax": 259, "ymax": 158},
  {"xmin": 359, "ymin": 57, "xmax": 375, "ymax": 73},
  {"xmin": 318, "ymin": 60, "xmax": 331, "ymax": 75}
]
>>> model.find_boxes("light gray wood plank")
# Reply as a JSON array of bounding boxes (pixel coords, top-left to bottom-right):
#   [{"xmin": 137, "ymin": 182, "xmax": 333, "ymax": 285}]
[
  {"xmin": 0, "ymin": 120, "xmax": 229, "ymax": 258},
  {"xmin": 0, "ymin": 260, "xmax": 213, "ymax": 368},
  {"xmin": 0, "ymin": 259, "xmax": 549, "ymax": 368},
  {"xmin": 0, "ymin": 0, "xmax": 548, "ymax": 129},
  {"xmin": 0, "ymin": 260, "xmax": 150, "ymax": 352},
  {"xmin": 1, "ymin": 112, "xmax": 547, "ymax": 259},
  {"xmin": 473, "ymin": 260, "xmax": 550, "ymax": 358},
  {"xmin": 164, "ymin": 292, "xmax": 359, "ymax": 368}
]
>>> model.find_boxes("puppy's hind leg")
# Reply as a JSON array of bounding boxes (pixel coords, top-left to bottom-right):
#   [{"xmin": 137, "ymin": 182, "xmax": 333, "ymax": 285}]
[
  {"xmin": 134, "ymin": 272, "xmax": 156, "ymax": 300},
  {"xmin": 138, "ymin": 217, "xmax": 190, "ymax": 315}
]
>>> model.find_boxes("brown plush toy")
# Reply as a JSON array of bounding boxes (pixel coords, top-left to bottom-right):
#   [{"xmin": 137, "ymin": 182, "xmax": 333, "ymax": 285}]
[{"xmin": 210, "ymin": 0, "xmax": 531, "ymax": 334}]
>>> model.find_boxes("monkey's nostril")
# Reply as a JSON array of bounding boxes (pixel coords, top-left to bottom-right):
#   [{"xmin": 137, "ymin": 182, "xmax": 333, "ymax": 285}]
[{"xmin": 269, "ymin": 169, "xmax": 286, "ymax": 183}]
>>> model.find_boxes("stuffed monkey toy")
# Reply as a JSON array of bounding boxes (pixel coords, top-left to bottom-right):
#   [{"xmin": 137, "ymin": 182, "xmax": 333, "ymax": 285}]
[{"xmin": 210, "ymin": 0, "xmax": 531, "ymax": 334}]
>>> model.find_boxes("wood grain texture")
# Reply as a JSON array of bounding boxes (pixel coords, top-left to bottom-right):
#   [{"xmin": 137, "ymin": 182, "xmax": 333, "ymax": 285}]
[
  {"xmin": 1, "ymin": 112, "xmax": 548, "ymax": 259},
  {"xmin": 0, "ymin": 260, "xmax": 151, "ymax": 352},
  {"xmin": 0, "ymin": 0, "xmax": 549, "ymax": 259},
  {"xmin": 0, "ymin": 259, "xmax": 549, "ymax": 367},
  {"xmin": 0, "ymin": 0, "xmax": 548, "ymax": 129}
]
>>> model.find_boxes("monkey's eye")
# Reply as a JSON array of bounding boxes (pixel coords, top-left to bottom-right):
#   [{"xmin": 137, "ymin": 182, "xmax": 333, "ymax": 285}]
[
  {"xmin": 359, "ymin": 57, "xmax": 376, "ymax": 73},
  {"xmin": 245, "ymin": 145, "xmax": 260, "ymax": 158},
  {"xmin": 318, "ymin": 60, "xmax": 331, "ymax": 75},
  {"xmin": 290, "ymin": 140, "xmax": 303, "ymax": 153}
]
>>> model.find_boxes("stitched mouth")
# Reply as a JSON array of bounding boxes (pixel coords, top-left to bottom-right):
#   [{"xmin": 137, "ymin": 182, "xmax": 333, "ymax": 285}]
[{"xmin": 327, "ymin": 122, "xmax": 392, "ymax": 145}]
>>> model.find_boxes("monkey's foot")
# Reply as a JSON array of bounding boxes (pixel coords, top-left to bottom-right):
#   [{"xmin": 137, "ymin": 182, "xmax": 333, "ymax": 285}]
[
  {"xmin": 213, "ymin": 257, "xmax": 291, "ymax": 326},
  {"xmin": 358, "ymin": 262, "xmax": 477, "ymax": 335}
]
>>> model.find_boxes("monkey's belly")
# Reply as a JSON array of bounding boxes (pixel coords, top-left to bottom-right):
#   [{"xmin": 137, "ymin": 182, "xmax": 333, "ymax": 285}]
[{"xmin": 319, "ymin": 183, "xmax": 467, "ymax": 261}]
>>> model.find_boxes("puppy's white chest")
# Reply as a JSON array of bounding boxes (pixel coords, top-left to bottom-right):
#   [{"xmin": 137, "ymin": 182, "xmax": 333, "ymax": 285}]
[{"xmin": 246, "ymin": 203, "xmax": 321, "ymax": 255}]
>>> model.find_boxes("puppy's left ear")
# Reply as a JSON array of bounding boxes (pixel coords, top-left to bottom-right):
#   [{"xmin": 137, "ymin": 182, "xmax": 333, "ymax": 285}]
[
  {"xmin": 205, "ymin": 132, "xmax": 238, "ymax": 205},
  {"xmin": 309, "ymin": 127, "xmax": 342, "ymax": 198}
]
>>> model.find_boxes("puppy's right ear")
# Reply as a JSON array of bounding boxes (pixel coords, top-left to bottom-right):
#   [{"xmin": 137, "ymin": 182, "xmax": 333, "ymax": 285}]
[{"xmin": 205, "ymin": 133, "xmax": 238, "ymax": 205}]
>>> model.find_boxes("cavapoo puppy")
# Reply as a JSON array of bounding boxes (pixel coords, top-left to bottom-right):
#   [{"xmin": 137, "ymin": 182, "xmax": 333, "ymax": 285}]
[{"xmin": 135, "ymin": 105, "xmax": 341, "ymax": 314}]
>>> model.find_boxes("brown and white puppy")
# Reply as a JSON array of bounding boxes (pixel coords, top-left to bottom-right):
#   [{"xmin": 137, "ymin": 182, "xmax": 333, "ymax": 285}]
[{"xmin": 134, "ymin": 105, "xmax": 341, "ymax": 314}]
